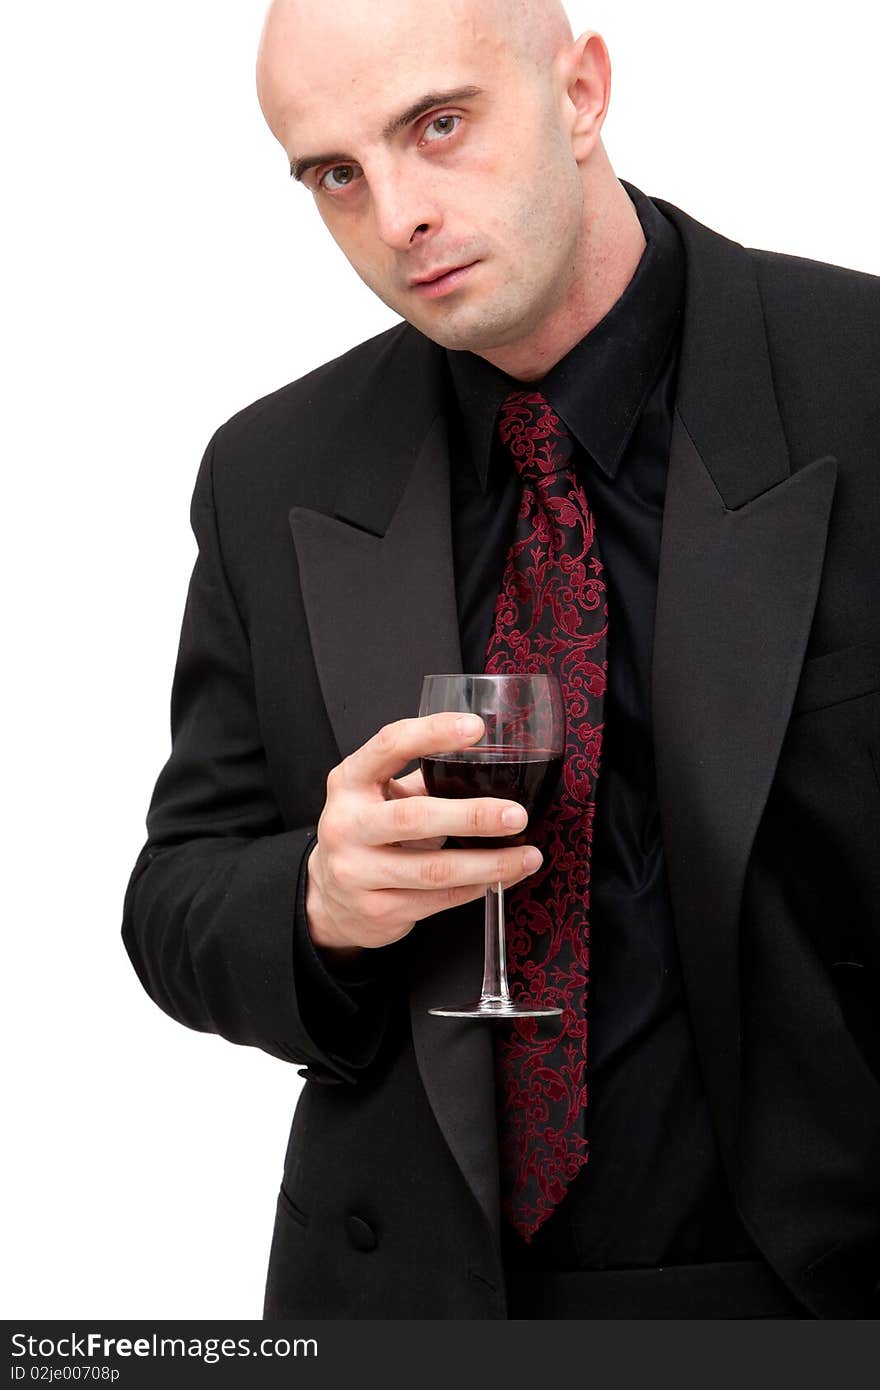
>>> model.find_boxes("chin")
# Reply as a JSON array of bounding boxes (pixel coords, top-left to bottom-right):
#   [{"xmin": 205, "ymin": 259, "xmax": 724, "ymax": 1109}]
[
  {"xmin": 415, "ymin": 322, "xmax": 492, "ymax": 353},
  {"xmin": 433, "ymin": 305, "xmax": 536, "ymax": 355}
]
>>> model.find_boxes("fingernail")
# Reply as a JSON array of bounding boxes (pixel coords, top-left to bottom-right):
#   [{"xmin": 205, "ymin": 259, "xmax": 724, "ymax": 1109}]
[
  {"xmin": 502, "ymin": 806, "xmax": 527, "ymax": 829},
  {"xmin": 522, "ymin": 847, "xmax": 542, "ymax": 872},
  {"xmin": 456, "ymin": 714, "xmax": 483, "ymax": 736}
]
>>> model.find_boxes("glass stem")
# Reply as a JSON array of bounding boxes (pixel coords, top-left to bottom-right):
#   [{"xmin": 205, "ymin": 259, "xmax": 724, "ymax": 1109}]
[{"xmin": 480, "ymin": 881, "xmax": 512, "ymax": 1006}]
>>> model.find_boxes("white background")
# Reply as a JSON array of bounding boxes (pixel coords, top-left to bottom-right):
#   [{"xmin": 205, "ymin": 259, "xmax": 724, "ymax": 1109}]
[{"xmin": 3, "ymin": 0, "xmax": 878, "ymax": 1318}]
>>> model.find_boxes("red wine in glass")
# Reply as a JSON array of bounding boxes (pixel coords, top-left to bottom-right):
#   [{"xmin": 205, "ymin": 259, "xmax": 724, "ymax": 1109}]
[
  {"xmin": 418, "ymin": 672, "xmax": 566, "ymax": 1018},
  {"xmin": 421, "ymin": 745, "xmax": 562, "ymax": 848}
]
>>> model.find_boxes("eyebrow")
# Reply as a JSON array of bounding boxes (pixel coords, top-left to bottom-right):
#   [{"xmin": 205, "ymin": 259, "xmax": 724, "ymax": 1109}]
[{"xmin": 289, "ymin": 85, "xmax": 484, "ymax": 182}]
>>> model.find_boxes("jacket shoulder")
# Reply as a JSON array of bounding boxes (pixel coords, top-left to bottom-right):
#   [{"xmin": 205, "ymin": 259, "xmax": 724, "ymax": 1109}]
[
  {"xmin": 198, "ymin": 319, "xmax": 426, "ymax": 518},
  {"xmin": 748, "ymin": 244, "xmax": 880, "ymax": 331},
  {"xmin": 214, "ymin": 319, "xmax": 412, "ymax": 452},
  {"xmin": 747, "ymin": 245, "xmax": 880, "ymax": 412}
]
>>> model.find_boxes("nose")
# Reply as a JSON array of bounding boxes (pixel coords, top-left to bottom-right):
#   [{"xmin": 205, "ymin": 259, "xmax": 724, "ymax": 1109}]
[{"xmin": 369, "ymin": 164, "xmax": 440, "ymax": 252}]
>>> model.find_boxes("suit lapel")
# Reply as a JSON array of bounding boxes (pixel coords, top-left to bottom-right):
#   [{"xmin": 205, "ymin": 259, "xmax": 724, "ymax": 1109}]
[
  {"xmin": 288, "ymin": 410, "xmax": 461, "ymax": 759},
  {"xmin": 652, "ymin": 197, "xmax": 838, "ymax": 1173},
  {"xmin": 288, "ymin": 351, "xmax": 502, "ymax": 1243}
]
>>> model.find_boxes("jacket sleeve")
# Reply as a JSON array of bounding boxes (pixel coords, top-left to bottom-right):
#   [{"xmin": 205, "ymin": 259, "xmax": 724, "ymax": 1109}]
[{"xmin": 121, "ymin": 432, "xmax": 396, "ymax": 1079}]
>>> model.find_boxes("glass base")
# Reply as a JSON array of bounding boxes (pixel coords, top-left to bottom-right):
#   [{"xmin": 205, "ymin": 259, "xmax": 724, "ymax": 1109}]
[{"xmin": 428, "ymin": 998, "xmax": 563, "ymax": 1019}]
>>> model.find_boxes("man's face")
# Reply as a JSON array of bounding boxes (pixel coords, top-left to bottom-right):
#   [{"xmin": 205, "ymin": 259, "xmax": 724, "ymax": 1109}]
[{"xmin": 258, "ymin": 0, "xmax": 586, "ymax": 354}]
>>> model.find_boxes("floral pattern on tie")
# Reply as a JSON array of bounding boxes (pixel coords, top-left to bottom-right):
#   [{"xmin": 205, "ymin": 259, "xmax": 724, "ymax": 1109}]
[{"xmin": 486, "ymin": 390, "xmax": 608, "ymax": 1240}]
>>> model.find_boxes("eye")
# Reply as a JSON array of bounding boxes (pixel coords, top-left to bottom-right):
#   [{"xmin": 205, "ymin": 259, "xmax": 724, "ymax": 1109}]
[
  {"xmin": 422, "ymin": 114, "xmax": 461, "ymax": 144},
  {"xmin": 318, "ymin": 164, "xmax": 361, "ymax": 193}
]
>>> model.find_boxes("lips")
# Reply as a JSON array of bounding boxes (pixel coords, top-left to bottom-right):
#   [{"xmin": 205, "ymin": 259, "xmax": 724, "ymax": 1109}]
[
  {"xmin": 414, "ymin": 268, "xmax": 455, "ymax": 284},
  {"xmin": 413, "ymin": 263, "xmax": 468, "ymax": 286},
  {"xmin": 411, "ymin": 262, "xmax": 478, "ymax": 298}
]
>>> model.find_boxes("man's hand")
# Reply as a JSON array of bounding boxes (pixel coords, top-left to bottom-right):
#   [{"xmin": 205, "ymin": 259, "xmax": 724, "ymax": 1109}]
[{"xmin": 305, "ymin": 713, "xmax": 543, "ymax": 958}]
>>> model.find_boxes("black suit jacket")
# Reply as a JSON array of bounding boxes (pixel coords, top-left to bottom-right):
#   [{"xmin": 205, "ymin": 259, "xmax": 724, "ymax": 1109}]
[{"xmin": 122, "ymin": 187, "xmax": 880, "ymax": 1318}]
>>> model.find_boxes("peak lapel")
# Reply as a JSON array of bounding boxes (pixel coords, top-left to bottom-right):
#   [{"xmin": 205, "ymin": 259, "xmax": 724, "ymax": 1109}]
[
  {"xmin": 288, "ymin": 341, "xmax": 500, "ymax": 1242},
  {"xmin": 651, "ymin": 196, "xmax": 838, "ymax": 1174},
  {"xmin": 289, "ymin": 410, "xmax": 461, "ymax": 759}
]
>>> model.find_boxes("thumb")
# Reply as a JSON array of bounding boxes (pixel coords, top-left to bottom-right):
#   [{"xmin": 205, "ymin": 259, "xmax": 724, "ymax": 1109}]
[{"xmin": 386, "ymin": 767, "xmax": 428, "ymax": 799}]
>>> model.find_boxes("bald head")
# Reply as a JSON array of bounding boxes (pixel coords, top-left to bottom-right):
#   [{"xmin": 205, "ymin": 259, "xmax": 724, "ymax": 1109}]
[
  {"xmin": 256, "ymin": 0, "xmax": 573, "ymax": 132},
  {"xmin": 251, "ymin": 0, "xmax": 629, "ymax": 376}
]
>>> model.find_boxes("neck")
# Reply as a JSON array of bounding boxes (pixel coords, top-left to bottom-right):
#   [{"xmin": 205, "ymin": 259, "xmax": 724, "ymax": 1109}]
[{"xmin": 479, "ymin": 178, "xmax": 647, "ymax": 383}]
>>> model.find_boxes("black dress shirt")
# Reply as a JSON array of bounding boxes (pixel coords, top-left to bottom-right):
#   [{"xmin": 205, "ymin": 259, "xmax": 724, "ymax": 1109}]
[{"xmin": 294, "ymin": 183, "xmax": 757, "ymax": 1270}]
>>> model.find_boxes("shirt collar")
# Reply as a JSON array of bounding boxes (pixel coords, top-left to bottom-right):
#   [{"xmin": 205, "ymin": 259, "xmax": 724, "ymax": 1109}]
[{"xmin": 444, "ymin": 182, "xmax": 685, "ymax": 488}]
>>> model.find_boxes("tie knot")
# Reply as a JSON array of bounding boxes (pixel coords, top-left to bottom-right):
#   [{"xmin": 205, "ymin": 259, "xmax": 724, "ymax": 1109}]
[{"xmin": 496, "ymin": 390, "xmax": 574, "ymax": 481}]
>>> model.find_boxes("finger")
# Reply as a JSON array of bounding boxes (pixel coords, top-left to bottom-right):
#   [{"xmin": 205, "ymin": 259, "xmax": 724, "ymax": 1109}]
[
  {"xmin": 357, "ymin": 842, "xmax": 542, "ymax": 892},
  {"xmin": 342, "ymin": 712, "xmax": 484, "ymax": 789},
  {"xmin": 359, "ymin": 794, "xmax": 528, "ymax": 847},
  {"xmin": 364, "ymin": 869, "xmax": 539, "ymax": 925}
]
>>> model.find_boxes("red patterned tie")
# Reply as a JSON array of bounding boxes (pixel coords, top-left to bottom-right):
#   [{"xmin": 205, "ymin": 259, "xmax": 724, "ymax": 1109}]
[{"xmin": 485, "ymin": 390, "xmax": 608, "ymax": 1241}]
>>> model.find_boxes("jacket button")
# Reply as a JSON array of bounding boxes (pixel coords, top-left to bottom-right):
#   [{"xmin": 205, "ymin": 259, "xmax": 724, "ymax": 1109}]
[
  {"xmin": 297, "ymin": 1066, "xmax": 342, "ymax": 1085},
  {"xmin": 345, "ymin": 1214, "xmax": 378, "ymax": 1252}
]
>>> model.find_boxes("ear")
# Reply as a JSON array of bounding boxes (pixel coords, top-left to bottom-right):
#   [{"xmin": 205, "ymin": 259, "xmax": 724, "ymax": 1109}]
[{"xmin": 561, "ymin": 32, "xmax": 612, "ymax": 162}]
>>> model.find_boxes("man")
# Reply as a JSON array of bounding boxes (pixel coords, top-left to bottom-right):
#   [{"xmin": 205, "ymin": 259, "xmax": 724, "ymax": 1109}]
[{"xmin": 122, "ymin": 0, "xmax": 880, "ymax": 1319}]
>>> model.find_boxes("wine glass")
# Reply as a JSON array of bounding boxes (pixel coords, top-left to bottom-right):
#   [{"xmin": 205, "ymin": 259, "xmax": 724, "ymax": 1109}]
[{"xmin": 419, "ymin": 673, "xmax": 565, "ymax": 1018}]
